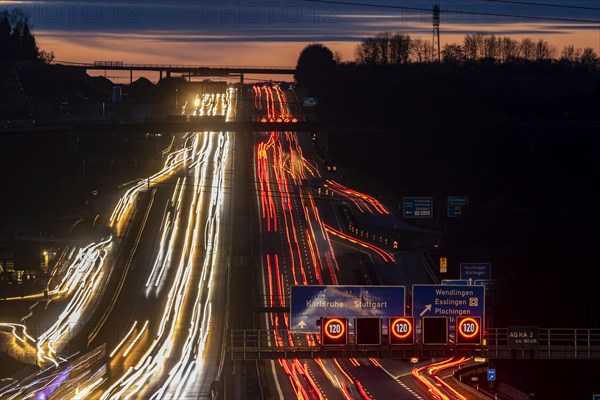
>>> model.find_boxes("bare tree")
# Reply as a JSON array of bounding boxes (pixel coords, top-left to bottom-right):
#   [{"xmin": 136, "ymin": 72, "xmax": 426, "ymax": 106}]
[
  {"xmin": 389, "ymin": 33, "xmax": 411, "ymax": 65},
  {"xmin": 560, "ymin": 45, "xmax": 581, "ymax": 63},
  {"xmin": 355, "ymin": 38, "xmax": 380, "ymax": 65},
  {"xmin": 534, "ymin": 39, "xmax": 555, "ymax": 61},
  {"xmin": 333, "ymin": 50, "xmax": 343, "ymax": 65},
  {"xmin": 499, "ymin": 36, "xmax": 519, "ymax": 62},
  {"xmin": 410, "ymin": 38, "xmax": 433, "ymax": 63},
  {"xmin": 442, "ymin": 44, "xmax": 465, "ymax": 63},
  {"xmin": 463, "ymin": 34, "xmax": 483, "ymax": 61},
  {"xmin": 38, "ymin": 49, "xmax": 54, "ymax": 64},
  {"xmin": 482, "ymin": 35, "xmax": 499, "ymax": 61},
  {"xmin": 580, "ymin": 47, "xmax": 599, "ymax": 67},
  {"xmin": 519, "ymin": 38, "xmax": 536, "ymax": 61},
  {"xmin": 375, "ymin": 32, "xmax": 392, "ymax": 65}
]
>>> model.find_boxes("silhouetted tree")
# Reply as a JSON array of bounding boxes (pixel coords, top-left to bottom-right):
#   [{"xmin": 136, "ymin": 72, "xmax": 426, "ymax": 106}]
[
  {"xmin": 0, "ymin": 11, "xmax": 13, "ymax": 61},
  {"xmin": 389, "ymin": 33, "xmax": 411, "ymax": 65},
  {"xmin": 499, "ymin": 37, "xmax": 519, "ymax": 62},
  {"xmin": 463, "ymin": 34, "xmax": 483, "ymax": 61},
  {"xmin": 355, "ymin": 37, "xmax": 379, "ymax": 65},
  {"xmin": 38, "ymin": 50, "xmax": 55, "ymax": 64},
  {"xmin": 295, "ymin": 43, "xmax": 336, "ymax": 96},
  {"xmin": 442, "ymin": 44, "xmax": 465, "ymax": 63},
  {"xmin": 519, "ymin": 38, "xmax": 536, "ymax": 61},
  {"xmin": 410, "ymin": 38, "xmax": 432, "ymax": 63},
  {"xmin": 534, "ymin": 39, "xmax": 555, "ymax": 61},
  {"xmin": 0, "ymin": 8, "xmax": 49, "ymax": 62},
  {"xmin": 482, "ymin": 35, "xmax": 499, "ymax": 61},
  {"xmin": 560, "ymin": 45, "xmax": 581, "ymax": 64},
  {"xmin": 580, "ymin": 47, "xmax": 598, "ymax": 67},
  {"xmin": 333, "ymin": 50, "xmax": 343, "ymax": 64},
  {"xmin": 375, "ymin": 32, "xmax": 392, "ymax": 65}
]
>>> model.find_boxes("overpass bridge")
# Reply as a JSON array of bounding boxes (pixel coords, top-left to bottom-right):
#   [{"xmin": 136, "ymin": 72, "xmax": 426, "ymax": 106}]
[{"xmin": 54, "ymin": 61, "xmax": 296, "ymax": 83}]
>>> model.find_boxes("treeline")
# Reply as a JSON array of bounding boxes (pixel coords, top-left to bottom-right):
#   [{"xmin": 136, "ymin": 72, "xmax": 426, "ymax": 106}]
[
  {"xmin": 0, "ymin": 9, "xmax": 53, "ymax": 63},
  {"xmin": 354, "ymin": 32, "xmax": 599, "ymax": 67}
]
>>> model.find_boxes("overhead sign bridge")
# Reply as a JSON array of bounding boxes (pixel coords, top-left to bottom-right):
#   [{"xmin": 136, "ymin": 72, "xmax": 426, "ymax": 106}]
[{"xmin": 229, "ymin": 327, "xmax": 600, "ymax": 360}]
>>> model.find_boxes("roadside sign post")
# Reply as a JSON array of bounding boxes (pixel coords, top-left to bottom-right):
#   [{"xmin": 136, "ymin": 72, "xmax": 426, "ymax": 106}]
[
  {"xmin": 448, "ymin": 196, "xmax": 468, "ymax": 217},
  {"xmin": 403, "ymin": 197, "xmax": 433, "ymax": 218}
]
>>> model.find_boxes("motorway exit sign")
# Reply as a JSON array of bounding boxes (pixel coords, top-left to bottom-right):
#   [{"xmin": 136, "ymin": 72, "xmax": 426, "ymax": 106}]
[
  {"xmin": 460, "ymin": 263, "xmax": 492, "ymax": 280},
  {"xmin": 448, "ymin": 196, "xmax": 468, "ymax": 217},
  {"xmin": 403, "ymin": 197, "xmax": 433, "ymax": 218},
  {"xmin": 413, "ymin": 284, "xmax": 485, "ymax": 337}
]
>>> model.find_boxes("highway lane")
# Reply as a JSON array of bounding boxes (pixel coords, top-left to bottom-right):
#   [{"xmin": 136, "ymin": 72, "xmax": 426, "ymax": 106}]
[
  {"xmin": 0, "ymin": 89, "xmax": 236, "ymax": 400},
  {"xmin": 254, "ymin": 85, "xmax": 343, "ymax": 399},
  {"xmin": 253, "ymin": 85, "xmax": 432, "ymax": 400},
  {"xmin": 86, "ymin": 91, "xmax": 236, "ymax": 399},
  {"xmin": 87, "ymin": 130, "xmax": 232, "ymax": 399}
]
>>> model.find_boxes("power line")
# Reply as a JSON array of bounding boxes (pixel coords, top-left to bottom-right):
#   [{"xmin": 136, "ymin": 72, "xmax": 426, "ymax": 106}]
[
  {"xmin": 481, "ymin": 0, "xmax": 600, "ymax": 12},
  {"xmin": 301, "ymin": 0, "xmax": 600, "ymax": 24}
]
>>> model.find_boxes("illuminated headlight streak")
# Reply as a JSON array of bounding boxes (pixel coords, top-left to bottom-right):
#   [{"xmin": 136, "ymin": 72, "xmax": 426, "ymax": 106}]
[
  {"xmin": 109, "ymin": 321, "xmax": 138, "ymax": 358},
  {"xmin": 99, "ymin": 133, "xmax": 216, "ymax": 399},
  {"xmin": 122, "ymin": 320, "xmax": 149, "ymax": 358},
  {"xmin": 36, "ymin": 241, "xmax": 111, "ymax": 366},
  {"xmin": 109, "ymin": 143, "xmax": 193, "ymax": 225},
  {"xmin": 152, "ymin": 132, "xmax": 230, "ymax": 398},
  {"xmin": 0, "ymin": 323, "xmax": 36, "ymax": 344}
]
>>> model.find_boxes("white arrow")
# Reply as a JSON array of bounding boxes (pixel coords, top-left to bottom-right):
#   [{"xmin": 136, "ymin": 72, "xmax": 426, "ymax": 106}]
[
  {"xmin": 298, "ymin": 320, "xmax": 307, "ymax": 329},
  {"xmin": 420, "ymin": 304, "xmax": 432, "ymax": 317},
  {"xmin": 468, "ymin": 278, "xmax": 473, "ymax": 285}
]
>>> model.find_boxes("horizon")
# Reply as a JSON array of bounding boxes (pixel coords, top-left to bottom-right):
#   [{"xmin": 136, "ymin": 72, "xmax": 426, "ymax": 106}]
[{"xmin": 2, "ymin": 0, "xmax": 598, "ymax": 78}]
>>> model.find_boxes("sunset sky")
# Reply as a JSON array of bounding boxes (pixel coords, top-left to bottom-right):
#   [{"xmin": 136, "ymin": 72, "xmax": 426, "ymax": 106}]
[{"xmin": 3, "ymin": 0, "xmax": 598, "ymax": 79}]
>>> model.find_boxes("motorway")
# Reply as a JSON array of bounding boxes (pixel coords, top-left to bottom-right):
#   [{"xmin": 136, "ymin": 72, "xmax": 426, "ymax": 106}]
[
  {"xmin": 0, "ymin": 90, "xmax": 237, "ymax": 399},
  {"xmin": 0, "ymin": 84, "xmax": 485, "ymax": 400},
  {"xmin": 251, "ymin": 84, "xmax": 473, "ymax": 400}
]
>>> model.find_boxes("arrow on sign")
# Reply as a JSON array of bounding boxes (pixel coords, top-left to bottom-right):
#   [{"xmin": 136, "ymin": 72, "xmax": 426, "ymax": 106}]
[
  {"xmin": 298, "ymin": 321, "xmax": 306, "ymax": 329},
  {"xmin": 468, "ymin": 278, "xmax": 473, "ymax": 285},
  {"xmin": 420, "ymin": 304, "xmax": 432, "ymax": 317}
]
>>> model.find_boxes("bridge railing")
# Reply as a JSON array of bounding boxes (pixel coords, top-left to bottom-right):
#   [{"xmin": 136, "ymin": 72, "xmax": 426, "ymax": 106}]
[
  {"xmin": 229, "ymin": 328, "xmax": 600, "ymax": 360},
  {"xmin": 56, "ymin": 60, "xmax": 295, "ymax": 71}
]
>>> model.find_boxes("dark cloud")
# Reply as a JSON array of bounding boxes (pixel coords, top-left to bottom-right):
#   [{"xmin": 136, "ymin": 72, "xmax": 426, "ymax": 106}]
[{"xmin": 3, "ymin": 0, "xmax": 597, "ymax": 36}]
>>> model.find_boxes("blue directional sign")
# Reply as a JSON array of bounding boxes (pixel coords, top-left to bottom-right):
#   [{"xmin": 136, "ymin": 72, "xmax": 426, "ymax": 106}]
[
  {"xmin": 593, "ymin": 395, "xmax": 600, "ymax": 400},
  {"xmin": 403, "ymin": 197, "xmax": 433, "ymax": 218},
  {"xmin": 487, "ymin": 369, "xmax": 496, "ymax": 382},
  {"xmin": 448, "ymin": 196, "xmax": 468, "ymax": 217},
  {"xmin": 460, "ymin": 263, "xmax": 492, "ymax": 280},
  {"xmin": 290, "ymin": 285, "xmax": 405, "ymax": 332},
  {"xmin": 412, "ymin": 284, "xmax": 485, "ymax": 337}
]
